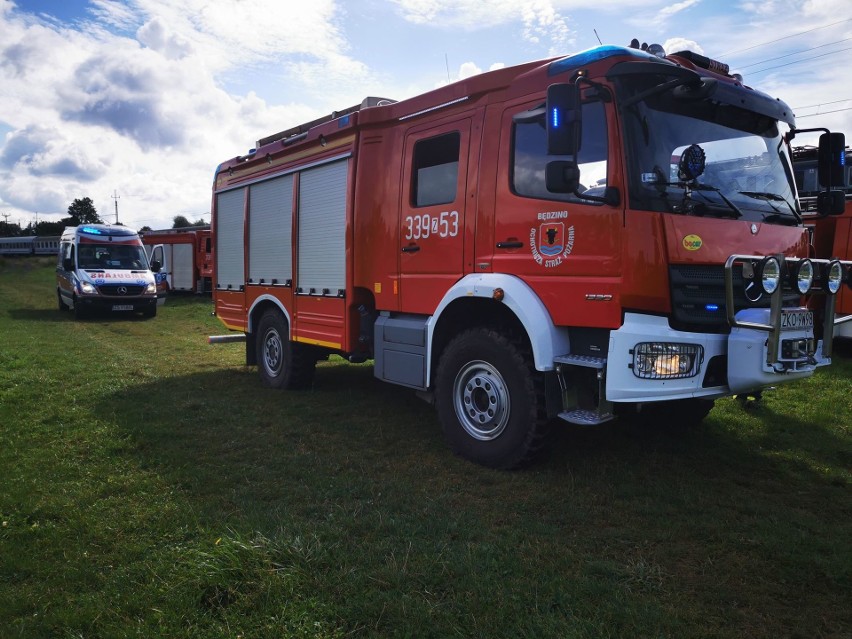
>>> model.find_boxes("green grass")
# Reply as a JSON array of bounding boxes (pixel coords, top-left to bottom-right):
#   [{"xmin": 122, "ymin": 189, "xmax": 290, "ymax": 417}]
[{"xmin": 0, "ymin": 258, "xmax": 850, "ymax": 638}]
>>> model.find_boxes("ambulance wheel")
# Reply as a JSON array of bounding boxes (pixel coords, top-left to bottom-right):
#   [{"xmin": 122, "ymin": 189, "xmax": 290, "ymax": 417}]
[
  {"xmin": 72, "ymin": 295, "xmax": 88, "ymax": 320},
  {"xmin": 435, "ymin": 328, "xmax": 549, "ymax": 469},
  {"xmin": 256, "ymin": 309, "xmax": 315, "ymax": 390},
  {"xmin": 143, "ymin": 304, "xmax": 157, "ymax": 318},
  {"xmin": 57, "ymin": 289, "xmax": 68, "ymax": 312}
]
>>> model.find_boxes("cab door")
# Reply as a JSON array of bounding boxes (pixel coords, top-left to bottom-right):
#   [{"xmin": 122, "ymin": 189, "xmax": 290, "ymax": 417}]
[{"xmin": 398, "ymin": 119, "xmax": 471, "ymax": 314}]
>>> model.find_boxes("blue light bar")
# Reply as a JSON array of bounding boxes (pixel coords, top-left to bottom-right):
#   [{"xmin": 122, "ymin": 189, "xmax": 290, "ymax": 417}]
[
  {"xmin": 551, "ymin": 108, "xmax": 560, "ymax": 129},
  {"xmin": 80, "ymin": 226, "xmax": 103, "ymax": 235},
  {"xmin": 705, "ymin": 304, "xmax": 720, "ymax": 312},
  {"xmin": 548, "ymin": 45, "xmax": 662, "ymax": 77}
]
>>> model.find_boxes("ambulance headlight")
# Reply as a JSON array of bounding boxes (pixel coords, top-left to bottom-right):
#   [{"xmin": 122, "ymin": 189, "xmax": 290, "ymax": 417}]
[
  {"xmin": 791, "ymin": 259, "xmax": 813, "ymax": 295},
  {"xmin": 826, "ymin": 260, "xmax": 843, "ymax": 295},
  {"xmin": 632, "ymin": 343, "xmax": 703, "ymax": 379},
  {"xmin": 79, "ymin": 281, "xmax": 97, "ymax": 295},
  {"xmin": 145, "ymin": 282, "xmax": 157, "ymax": 294},
  {"xmin": 758, "ymin": 257, "xmax": 781, "ymax": 295}
]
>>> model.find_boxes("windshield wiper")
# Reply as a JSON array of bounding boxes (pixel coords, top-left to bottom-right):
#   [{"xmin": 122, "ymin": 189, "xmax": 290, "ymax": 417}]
[
  {"xmin": 738, "ymin": 190, "xmax": 801, "ymax": 223},
  {"xmin": 686, "ymin": 183, "xmax": 744, "ymax": 219}
]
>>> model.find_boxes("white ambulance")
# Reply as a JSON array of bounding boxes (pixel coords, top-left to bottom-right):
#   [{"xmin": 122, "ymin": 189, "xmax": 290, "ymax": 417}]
[{"xmin": 56, "ymin": 224, "xmax": 160, "ymax": 319}]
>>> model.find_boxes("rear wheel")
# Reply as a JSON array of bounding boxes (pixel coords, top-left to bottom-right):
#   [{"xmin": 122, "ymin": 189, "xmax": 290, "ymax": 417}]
[
  {"xmin": 435, "ymin": 328, "xmax": 549, "ymax": 469},
  {"xmin": 256, "ymin": 309, "xmax": 316, "ymax": 390}
]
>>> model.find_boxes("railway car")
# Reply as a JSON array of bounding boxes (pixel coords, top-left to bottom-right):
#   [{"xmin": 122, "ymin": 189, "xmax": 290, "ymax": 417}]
[{"xmin": 0, "ymin": 236, "xmax": 36, "ymax": 255}]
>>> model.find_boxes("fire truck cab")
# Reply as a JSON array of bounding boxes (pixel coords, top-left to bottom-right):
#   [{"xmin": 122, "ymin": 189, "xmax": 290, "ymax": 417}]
[{"xmin": 212, "ymin": 42, "xmax": 851, "ymax": 468}]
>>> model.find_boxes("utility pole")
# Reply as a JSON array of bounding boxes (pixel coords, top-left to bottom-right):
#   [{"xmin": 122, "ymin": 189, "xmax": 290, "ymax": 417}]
[
  {"xmin": 1, "ymin": 212, "xmax": 9, "ymax": 236},
  {"xmin": 111, "ymin": 190, "xmax": 120, "ymax": 224}
]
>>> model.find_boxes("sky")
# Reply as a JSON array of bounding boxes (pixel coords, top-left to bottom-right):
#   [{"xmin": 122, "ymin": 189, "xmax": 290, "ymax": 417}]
[{"xmin": 0, "ymin": 0, "xmax": 850, "ymax": 231}]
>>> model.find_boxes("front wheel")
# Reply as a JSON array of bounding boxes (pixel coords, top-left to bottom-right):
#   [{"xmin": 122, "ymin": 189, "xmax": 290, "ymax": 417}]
[
  {"xmin": 435, "ymin": 328, "xmax": 549, "ymax": 469},
  {"xmin": 256, "ymin": 309, "xmax": 316, "ymax": 390}
]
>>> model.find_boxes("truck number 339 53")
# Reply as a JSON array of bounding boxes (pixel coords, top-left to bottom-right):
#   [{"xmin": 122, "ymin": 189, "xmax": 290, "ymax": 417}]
[{"xmin": 404, "ymin": 211, "xmax": 459, "ymax": 240}]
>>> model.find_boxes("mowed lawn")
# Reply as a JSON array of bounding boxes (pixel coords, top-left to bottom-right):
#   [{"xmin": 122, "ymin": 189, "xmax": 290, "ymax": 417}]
[{"xmin": 1, "ymin": 258, "xmax": 850, "ymax": 638}]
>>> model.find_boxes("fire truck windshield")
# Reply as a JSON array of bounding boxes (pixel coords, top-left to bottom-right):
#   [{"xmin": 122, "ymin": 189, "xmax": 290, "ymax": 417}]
[{"xmin": 616, "ymin": 75, "xmax": 800, "ymax": 225}]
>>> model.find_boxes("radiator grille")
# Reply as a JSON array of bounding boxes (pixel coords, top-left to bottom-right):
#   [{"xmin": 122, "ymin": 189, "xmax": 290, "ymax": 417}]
[
  {"xmin": 97, "ymin": 284, "xmax": 147, "ymax": 296},
  {"xmin": 669, "ymin": 265, "xmax": 799, "ymax": 332}
]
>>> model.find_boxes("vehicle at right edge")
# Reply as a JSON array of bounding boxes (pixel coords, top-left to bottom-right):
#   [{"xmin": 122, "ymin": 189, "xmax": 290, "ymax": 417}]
[
  {"xmin": 210, "ymin": 40, "xmax": 852, "ymax": 469},
  {"xmin": 793, "ymin": 142, "xmax": 852, "ymax": 342}
]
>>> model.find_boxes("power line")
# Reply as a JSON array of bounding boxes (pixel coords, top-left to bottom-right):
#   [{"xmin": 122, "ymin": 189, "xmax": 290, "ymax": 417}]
[
  {"xmin": 748, "ymin": 45, "xmax": 852, "ymax": 76},
  {"xmin": 793, "ymin": 98, "xmax": 852, "ymax": 110},
  {"xmin": 796, "ymin": 107, "xmax": 852, "ymax": 118},
  {"xmin": 736, "ymin": 37, "xmax": 852, "ymax": 70},
  {"xmin": 721, "ymin": 17, "xmax": 852, "ymax": 57}
]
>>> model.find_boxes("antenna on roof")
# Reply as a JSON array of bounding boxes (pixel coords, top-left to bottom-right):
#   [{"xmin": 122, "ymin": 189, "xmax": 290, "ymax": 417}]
[
  {"xmin": 593, "ymin": 29, "xmax": 603, "ymax": 45},
  {"xmin": 445, "ymin": 53, "xmax": 451, "ymax": 83}
]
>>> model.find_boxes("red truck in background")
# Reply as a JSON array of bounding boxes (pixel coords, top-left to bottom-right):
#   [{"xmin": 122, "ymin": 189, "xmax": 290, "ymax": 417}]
[
  {"xmin": 210, "ymin": 41, "xmax": 851, "ymax": 468},
  {"xmin": 794, "ymin": 143, "xmax": 852, "ymax": 341},
  {"xmin": 141, "ymin": 226, "xmax": 213, "ymax": 297}
]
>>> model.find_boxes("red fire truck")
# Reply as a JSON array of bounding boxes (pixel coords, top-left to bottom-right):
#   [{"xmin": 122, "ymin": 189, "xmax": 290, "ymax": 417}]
[
  {"xmin": 211, "ymin": 42, "xmax": 851, "ymax": 468},
  {"xmin": 141, "ymin": 227, "xmax": 213, "ymax": 295},
  {"xmin": 793, "ymin": 143, "xmax": 852, "ymax": 341}
]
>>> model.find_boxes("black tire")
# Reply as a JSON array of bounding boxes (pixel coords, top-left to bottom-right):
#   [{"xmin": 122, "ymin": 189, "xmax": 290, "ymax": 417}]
[
  {"xmin": 435, "ymin": 328, "xmax": 549, "ymax": 469},
  {"xmin": 618, "ymin": 398, "xmax": 715, "ymax": 428},
  {"xmin": 72, "ymin": 295, "xmax": 88, "ymax": 320},
  {"xmin": 143, "ymin": 304, "xmax": 157, "ymax": 318},
  {"xmin": 57, "ymin": 289, "xmax": 69, "ymax": 312},
  {"xmin": 256, "ymin": 309, "xmax": 316, "ymax": 390}
]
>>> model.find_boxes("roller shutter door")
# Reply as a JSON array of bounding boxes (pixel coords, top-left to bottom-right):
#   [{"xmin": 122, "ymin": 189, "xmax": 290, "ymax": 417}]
[
  {"xmin": 297, "ymin": 159, "xmax": 348, "ymax": 294},
  {"xmin": 249, "ymin": 175, "xmax": 293, "ymax": 285},
  {"xmin": 216, "ymin": 189, "xmax": 245, "ymax": 290}
]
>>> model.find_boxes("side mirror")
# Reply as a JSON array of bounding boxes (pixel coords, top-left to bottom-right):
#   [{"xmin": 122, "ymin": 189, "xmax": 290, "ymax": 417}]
[
  {"xmin": 816, "ymin": 190, "xmax": 846, "ymax": 216},
  {"xmin": 150, "ymin": 259, "xmax": 161, "ymax": 273},
  {"xmin": 63, "ymin": 257, "xmax": 73, "ymax": 271},
  {"xmin": 816, "ymin": 132, "xmax": 846, "ymax": 215},
  {"xmin": 546, "ymin": 160, "xmax": 581, "ymax": 193},
  {"xmin": 546, "ymin": 83, "xmax": 581, "ymax": 156}
]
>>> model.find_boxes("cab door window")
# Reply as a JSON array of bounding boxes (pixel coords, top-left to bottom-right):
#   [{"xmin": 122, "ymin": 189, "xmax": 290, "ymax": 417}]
[{"xmin": 512, "ymin": 100, "xmax": 608, "ymax": 203}]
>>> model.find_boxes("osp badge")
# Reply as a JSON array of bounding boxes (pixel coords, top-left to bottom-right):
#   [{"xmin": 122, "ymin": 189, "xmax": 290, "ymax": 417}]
[{"xmin": 530, "ymin": 213, "xmax": 575, "ymax": 268}]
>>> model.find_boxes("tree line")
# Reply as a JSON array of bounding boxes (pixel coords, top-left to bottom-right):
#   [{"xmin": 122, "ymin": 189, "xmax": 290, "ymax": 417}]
[{"xmin": 0, "ymin": 199, "xmax": 207, "ymax": 237}]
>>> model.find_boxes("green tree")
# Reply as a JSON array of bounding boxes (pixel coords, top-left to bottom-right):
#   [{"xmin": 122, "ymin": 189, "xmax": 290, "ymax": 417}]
[
  {"xmin": 66, "ymin": 197, "xmax": 101, "ymax": 225},
  {"xmin": 172, "ymin": 215, "xmax": 191, "ymax": 229}
]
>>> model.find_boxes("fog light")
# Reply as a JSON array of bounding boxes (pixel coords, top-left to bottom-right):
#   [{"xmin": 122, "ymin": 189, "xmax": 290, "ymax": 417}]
[
  {"xmin": 758, "ymin": 257, "xmax": 781, "ymax": 295},
  {"xmin": 632, "ymin": 342, "xmax": 703, "ymax": 379},
  {"xmin": 826, "ymin": 260, "xmax": 843, "ymax": 295},
  {"xmin": 792, "ymin": 259, "xmax": 813, "ymax": 295}
]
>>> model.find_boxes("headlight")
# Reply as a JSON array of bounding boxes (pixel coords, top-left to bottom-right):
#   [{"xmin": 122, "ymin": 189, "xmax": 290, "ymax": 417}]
[
  {"xmin": 792, "ymin": 259, "xmax": 813, "ymax": 295},
  {"xmin": 632, "ymin": 343, "xmax": 703, "ymax": 379},
  {"xmin": 79, "ymin": 281, "xmax": 97, "ymax": 294},
  {"xmin": 758, "ymin": 257, "xmax": 781, "ymax": 295},
  {"xmin": 826, "ymin": 260, "xmax": 843, "ymax": 295},
  {"xmin": 146, "ymin": 282, "xmax": 157, "ymax": 294}
]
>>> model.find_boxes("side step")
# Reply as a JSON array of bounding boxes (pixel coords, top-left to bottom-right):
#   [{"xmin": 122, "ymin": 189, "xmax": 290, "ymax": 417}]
[
  {"xmin": 554, "ymin": 354, "xmax": 615, "ymax": 425},
  {"xmin": 558, "ymin": 408, "xmax": 615, "ymax": 426}
]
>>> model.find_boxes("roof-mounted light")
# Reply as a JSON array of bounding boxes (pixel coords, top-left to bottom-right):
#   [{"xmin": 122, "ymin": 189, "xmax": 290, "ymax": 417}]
[{"xmin": 80, "ymin": 226, "xmax": 103, "ymax": 235}]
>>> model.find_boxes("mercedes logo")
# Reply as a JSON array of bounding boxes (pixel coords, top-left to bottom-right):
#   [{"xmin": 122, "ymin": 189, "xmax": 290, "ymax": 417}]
[{"xmin": 118, "ymin": 286, "xmax": 128, "ymax": 295}]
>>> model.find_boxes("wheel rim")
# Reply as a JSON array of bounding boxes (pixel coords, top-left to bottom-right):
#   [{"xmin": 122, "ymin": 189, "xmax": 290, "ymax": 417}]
[
  {"xmin": 452, "ymin": 360, "xmax": 511, "ymax": 441},
  {"xmin": 262, "ymin": 327, "xmax": 283, "ymax": 377}
]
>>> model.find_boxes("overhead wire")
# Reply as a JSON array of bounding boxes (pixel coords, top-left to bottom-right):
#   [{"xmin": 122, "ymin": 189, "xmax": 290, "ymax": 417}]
[{"xmin": 720, "ymin": 17, "xmax": 852, "ymax": 57}]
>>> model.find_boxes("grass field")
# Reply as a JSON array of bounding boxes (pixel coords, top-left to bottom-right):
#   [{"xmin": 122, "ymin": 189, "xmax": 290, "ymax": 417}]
[{"xmin": 1, "ymin": 257, "xmax": 850, "ymax": 638}]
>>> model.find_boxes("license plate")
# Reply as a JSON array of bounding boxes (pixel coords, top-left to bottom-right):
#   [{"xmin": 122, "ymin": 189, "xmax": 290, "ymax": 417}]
[
  {"xmin": 780, "ymin": 309, "xmax": 813, "ymax": 330},
  {"xmin": 112, "ymin": 304, "xmax": 134, "ymax": 311}
]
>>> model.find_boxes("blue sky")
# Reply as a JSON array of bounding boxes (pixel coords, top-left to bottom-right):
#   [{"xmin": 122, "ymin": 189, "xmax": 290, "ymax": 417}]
[{"xmin": 0, "ymin": 0, "xmax": 850, "ymax": 230}]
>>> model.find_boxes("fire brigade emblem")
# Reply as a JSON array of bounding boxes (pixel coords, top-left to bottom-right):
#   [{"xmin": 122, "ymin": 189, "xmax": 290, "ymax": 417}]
[{"xmin": 530, "ymin": 216, "xmax": 575, "ymax": 268}]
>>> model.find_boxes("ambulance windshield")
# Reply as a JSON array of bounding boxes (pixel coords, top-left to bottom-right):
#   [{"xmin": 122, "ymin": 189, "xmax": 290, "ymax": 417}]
[
  {"xmin": 616, "ymin": 75, "xmax": 800, "ymax": 225},
  {"xmin": 78, "ymin": 243, "xmax": 149, "ymax": 270}
]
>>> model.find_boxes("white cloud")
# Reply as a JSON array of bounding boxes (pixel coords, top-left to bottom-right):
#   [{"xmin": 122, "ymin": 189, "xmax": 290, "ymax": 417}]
[{"xmin": 391, "ymin": 0, "xmax": 573, "ymax": 52}]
